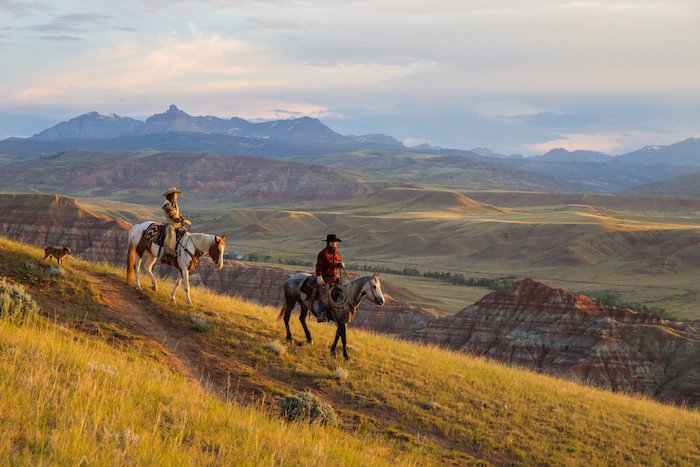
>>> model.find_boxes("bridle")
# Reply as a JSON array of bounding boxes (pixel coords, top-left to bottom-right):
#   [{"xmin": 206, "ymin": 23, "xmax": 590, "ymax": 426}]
[{"xmin": 365, "ymin": 276, "xmax": 382, "ymax": 305}]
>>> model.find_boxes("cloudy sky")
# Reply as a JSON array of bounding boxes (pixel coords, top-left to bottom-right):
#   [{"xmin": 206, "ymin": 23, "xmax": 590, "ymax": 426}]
[{"xmin": 1, "ymin": 0, "xmax": 698, "ymax": 155}]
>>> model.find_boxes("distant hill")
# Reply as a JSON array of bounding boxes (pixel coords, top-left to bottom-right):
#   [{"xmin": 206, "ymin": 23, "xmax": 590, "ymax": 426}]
[
  {"xmin": 285, "ymin": 149, "xmax": 585, "ymax": 193},
  {"xmin": 529, "ymin": 148, "xmax": 611, "ymax": 162},
  {"xmin": 459, "ymin": 156, "xmax": 700, "ymax": 194},
  {"xmin": 623, "ymin": 171, "xmax": 700, "ymax": 197},
  {"xmin": 330, "ymin": 187, "xmax": 512, "ymax": 215},
  {"xmin": 0, "ymin": 150, "xmax": 413, "ymax": 207},
  {"xmin": 615, "ymin": 137, "xmax": 700, "ymax": 165}
]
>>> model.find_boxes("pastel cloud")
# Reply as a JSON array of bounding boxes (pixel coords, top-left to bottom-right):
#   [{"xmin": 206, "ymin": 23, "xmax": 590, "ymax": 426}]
[{"xmin": 1, "ymin": 0, "xmax": 699, "ymax": 155}]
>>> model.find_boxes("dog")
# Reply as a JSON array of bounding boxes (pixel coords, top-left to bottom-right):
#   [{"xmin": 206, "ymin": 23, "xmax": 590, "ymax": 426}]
[{"xmin": 43, "ymin": 245, "xmax": 72, "ymax": 265}]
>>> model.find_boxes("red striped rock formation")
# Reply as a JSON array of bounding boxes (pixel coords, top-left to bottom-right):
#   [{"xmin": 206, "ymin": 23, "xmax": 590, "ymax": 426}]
[
  {"xmin": 0, "ymin": 194, "xmax": 131, "ymax": 265},
  {"xmin": 404, "ymin": 278, "xmax": 700, "ymax": 404}
]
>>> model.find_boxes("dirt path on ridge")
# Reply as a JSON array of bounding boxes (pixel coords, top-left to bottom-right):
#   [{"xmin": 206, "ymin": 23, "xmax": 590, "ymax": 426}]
[{"xmin": 76, "ymin": 269, "xmax": 270, "ymax": 403}]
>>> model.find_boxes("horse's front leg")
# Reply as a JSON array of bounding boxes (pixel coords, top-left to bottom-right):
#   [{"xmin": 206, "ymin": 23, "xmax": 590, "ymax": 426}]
[
  {"xmin": 330, "ymin": 327, "xmax": 341, "ymax": 358},
  {"xmin": 134, "ymin": 253, "xmax": 143, "ymax": 292},
  {"xmin": 144, "ymin": 253, "xmax": 158, "ymax": 291},
  {"xmin": 183, "ymin": 269, "xmax": 193, "ymax": 307},
  {"xmin": 170, "ymin": 273, "xmax": 182, "ymax": 303},
  {"xmin": 282, "ymin": 300, "xmax": 294, "ymax": 342},
  {"xmin": 339, "ymin": 322, "xmax": 349, "ymax": 360},
  {"xmin": 298, "ymin": 300, "xmax": 313, "ymax": 344}
]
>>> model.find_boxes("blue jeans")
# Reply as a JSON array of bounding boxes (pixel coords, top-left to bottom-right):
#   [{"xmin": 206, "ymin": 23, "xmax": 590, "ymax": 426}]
[{"xmin": 317, "ymin": 303, "xmax": 324, "ymax": 317}]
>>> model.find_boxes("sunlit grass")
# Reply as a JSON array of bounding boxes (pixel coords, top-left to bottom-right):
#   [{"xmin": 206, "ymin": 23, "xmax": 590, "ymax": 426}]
[
  {"xmin": 0, "ymin": 307, "xmax": 426, "ymax": 465},
  {"xmin": 3, "ymin": 235, "xmax": 700, "ymax": 465}
]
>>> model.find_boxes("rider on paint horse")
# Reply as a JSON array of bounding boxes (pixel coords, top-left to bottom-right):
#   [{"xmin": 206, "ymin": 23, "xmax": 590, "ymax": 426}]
[
  {"xmin": 162, "ymin": 188, "xmax": 191, "ymax": 263},
  {"xmin": 315, "ymin": 234, "xmax": 344, "ymax": 323}
]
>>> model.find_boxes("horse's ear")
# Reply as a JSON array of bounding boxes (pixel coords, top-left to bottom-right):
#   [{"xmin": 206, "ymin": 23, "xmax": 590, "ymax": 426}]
[
  {"xmin": 373, "ymin": 272, "xmax": 378, "ymax": 278},
  {"xmin": 221, "ymin": 235, "xmax": 226, "ymax": 241}
]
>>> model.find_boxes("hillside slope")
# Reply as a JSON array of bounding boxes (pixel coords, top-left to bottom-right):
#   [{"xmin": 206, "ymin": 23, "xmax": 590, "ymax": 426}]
[
  {"xmin": 0, "ymin": 150, "xmax": 412, "ymax": 208},
  {"xmin": 2, "ymin": 237, "xmax": 700, "ymax": 466},
  {"xmin": 287, "ymin": 149, "xmax": 585, "ymax": 193},
  {"xmin": 624, "ymin": 171, "xmax": 700, "ymax": 197}
]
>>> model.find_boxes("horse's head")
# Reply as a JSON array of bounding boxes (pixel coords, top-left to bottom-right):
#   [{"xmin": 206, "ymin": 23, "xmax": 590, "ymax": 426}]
[
  {"xmin": 363, "ymin": 273, "xmax": 385, "ymax": 306},
  {"xmin": 208, "ymin": 235, "xmax": 226, "ymax": 270}
]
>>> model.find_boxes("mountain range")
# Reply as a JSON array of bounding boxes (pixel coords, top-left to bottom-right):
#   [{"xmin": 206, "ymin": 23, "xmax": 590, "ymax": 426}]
[
  {"xmin": 3, "ymin": 106, "xmax": 700, "ymax": 195},
  {"xmin": 30, "ymin": 105, "xmax": 405, "ymax": 148}
]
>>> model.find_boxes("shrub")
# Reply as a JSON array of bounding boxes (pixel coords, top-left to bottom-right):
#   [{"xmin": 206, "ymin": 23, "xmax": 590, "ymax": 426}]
[
  {"xmin": 0, "ymin": 279, "xmax": 39, "ymax": 319},
  {"xmin": 333, "ymin": 366, "xmax": 349, "ymax": 380},
  {"xmin": 278, "ymin": 391, "xmax": 338, "ymax": 426},
  {"xmin": 267, "ymin": 340, "xmax": 287, "ymax": 355},
  {"xmin": 189, "ymin": 315, "xmax": 211, "ymax": 332}
]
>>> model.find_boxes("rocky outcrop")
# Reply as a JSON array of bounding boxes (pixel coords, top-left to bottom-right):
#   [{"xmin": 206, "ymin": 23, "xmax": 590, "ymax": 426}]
[
  {"xmin": 0, "ymin": 193, "xmax": 131, "ymax": 265},
  {"xmin": 403, "ymin": 278, "xmax": 700, "ymax": 404}
]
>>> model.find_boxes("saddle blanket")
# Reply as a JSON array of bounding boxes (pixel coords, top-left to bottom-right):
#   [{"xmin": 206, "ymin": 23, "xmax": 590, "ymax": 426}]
[{"xmin": 142, "ymin": 223, "xmax": 186, "ymax": 247}]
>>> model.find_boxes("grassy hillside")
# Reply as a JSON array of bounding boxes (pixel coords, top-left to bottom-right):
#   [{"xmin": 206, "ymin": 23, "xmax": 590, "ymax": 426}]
[{"xmin": 2, "ymin": 236, "xmax": 700, "ymax": 466}]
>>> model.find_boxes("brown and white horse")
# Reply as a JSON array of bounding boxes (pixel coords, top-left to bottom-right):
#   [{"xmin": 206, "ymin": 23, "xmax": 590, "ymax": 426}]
[{"xmin": 126, "ymin": 221, "xmax": 226, "ymax": 306}]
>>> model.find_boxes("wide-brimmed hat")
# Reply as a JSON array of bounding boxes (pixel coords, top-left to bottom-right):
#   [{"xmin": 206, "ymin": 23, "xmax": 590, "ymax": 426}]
[
  {"xmin": 163, "ymin": 188, "xmax": 182, "ymax": 197},
  {"xmin": 325, "ymin": 234, "xmax": 342, "ymax": 243}
]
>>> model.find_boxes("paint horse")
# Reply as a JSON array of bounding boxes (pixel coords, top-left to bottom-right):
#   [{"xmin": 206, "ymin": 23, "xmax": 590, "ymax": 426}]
[
  {"xmin": 277, "ymin": 273, "xmax": 385, "ymax": 359},
  {"xmin": 126, "ymin": 221, "xmax": 226, "ymax": 306}
]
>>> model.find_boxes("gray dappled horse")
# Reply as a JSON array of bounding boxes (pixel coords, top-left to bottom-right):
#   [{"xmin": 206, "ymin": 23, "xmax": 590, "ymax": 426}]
[{"xmin": 277, "ymin": 272, "xmax": 385, "ymax": 359}]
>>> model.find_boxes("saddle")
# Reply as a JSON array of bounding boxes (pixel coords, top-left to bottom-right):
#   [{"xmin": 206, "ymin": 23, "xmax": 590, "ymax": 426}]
[{"xmin": 300, "ymin": 276, "xmax": 316, "ymax": 296}]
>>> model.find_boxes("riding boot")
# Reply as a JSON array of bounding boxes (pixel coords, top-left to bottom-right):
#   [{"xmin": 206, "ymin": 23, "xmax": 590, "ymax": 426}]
[{"xmin": 317, "ymin": 304, "xmax": 327, "ymax": 323}]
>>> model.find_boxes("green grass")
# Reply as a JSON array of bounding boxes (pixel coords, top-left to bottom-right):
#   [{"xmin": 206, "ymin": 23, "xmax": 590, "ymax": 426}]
[{"xmin": 2, "ymin": 236, "xmax": 700, "ymax": 466}]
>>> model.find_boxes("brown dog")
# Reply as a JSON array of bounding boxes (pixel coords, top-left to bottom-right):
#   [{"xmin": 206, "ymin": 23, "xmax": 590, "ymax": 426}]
[{"xmin": 43, "ymin": 245, "xmax": 72, "ymax": 265}]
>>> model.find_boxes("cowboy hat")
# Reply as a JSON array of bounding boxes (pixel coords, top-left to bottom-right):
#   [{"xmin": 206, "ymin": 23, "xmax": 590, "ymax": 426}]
[
  {"xmin": 324, "ymin": 234, "xmax": 342, "ymax": 242},
  {"xmin": 163, "ymin": 188, "xmax": 182, "ymax": 197}
]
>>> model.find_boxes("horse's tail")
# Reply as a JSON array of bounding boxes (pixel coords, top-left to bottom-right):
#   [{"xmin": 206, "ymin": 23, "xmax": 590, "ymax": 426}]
[
  {"xmin": 275, "ymin": 292, "xmax": 287, "ymax": 322},
  {"xmin": 126, "ymin": 236, "xmax": 135, "ymax": 285}
]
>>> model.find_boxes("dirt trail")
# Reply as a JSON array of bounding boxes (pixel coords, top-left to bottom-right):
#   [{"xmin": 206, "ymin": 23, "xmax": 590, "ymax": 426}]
[{"xmin": 76, "ymin": 269, "xmax": 266, "ymax": 402}]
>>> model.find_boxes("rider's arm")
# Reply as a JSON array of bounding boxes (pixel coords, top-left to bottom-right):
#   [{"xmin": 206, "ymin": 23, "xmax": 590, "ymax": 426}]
[{"xmin": 163, "ymin": 202, "xmax": 184, "ymax": 223}]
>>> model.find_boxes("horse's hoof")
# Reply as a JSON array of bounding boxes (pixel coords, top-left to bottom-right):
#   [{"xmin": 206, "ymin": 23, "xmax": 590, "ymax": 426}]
[
  {"xmin": 330, "ymin": 351, "xmax": 336, "ymax": 358},
  {"xmin": 344, "ymin": 356, "xmax": 350, "ymax": 361},
  {"xmin": 169, "ymin": 297, "xmax": 176, "ymax": 302},
  {"xmin": 136, "ymin": 287, "xmax": 143, "ymax": 292},
  {"xmin": 306, "ymin": 339, "xmax": 313, "ymax": 345},
  {"xmin": 286, "ymin": 337, "xmax": 294, "ymax": 343},
  {"xmin": 151, "ymin": 285, "xmax": 157, "ymax": 292},
  {"xmin": 187, "ymin": 303, "xmax": 195, "ymax": 308}
]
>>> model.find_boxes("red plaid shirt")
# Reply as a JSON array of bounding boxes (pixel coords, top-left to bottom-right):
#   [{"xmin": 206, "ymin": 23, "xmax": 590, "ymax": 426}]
[{"xmin": 316, "ymin": 245, "xmax": 341, "ymax": 283}]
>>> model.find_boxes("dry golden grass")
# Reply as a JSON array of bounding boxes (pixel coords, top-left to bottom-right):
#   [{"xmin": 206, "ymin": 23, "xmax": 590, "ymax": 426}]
[{"xmin": 2, "ymin": 235, "xmax": 700, "ymax": 466}]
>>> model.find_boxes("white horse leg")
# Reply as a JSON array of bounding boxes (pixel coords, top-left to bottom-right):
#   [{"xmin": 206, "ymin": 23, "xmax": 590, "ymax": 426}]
[
  {"xmin": 183, "ymin": 269, "xmax": 193, "ymax": 307},
  {"xmin": 170, "ymin": 273, "xmax": 182, "ymax": 303},
  {"xmin": 144, "ymin": 253, "xmax": 158, "ymax": 291},
  {"xmin": 134, "ymin": 253, "xmax": 143, "ymax": 292}
]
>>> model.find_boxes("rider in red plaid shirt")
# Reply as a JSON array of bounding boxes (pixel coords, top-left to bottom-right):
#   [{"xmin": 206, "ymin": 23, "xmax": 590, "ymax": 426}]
[{"xmin": 315, "ymin": 234, "xmax": 344, "ymax": 322}]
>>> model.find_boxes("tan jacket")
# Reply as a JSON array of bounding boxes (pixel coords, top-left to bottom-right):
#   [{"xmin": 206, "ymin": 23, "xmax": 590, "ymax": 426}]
[{"xmin": 162, "ymin": 200, "xmax": 184, "ymax": 225}]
